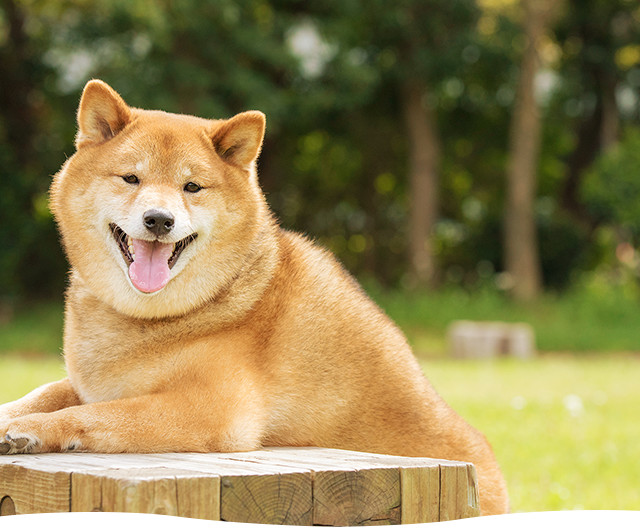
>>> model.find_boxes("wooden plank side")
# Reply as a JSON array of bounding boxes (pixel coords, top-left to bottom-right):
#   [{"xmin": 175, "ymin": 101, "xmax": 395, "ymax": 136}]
[
  {"xmin": 438, "ymin": 463, "xmax": 480, "ymax": 521},
  {"xmin": 102, "ymin": 475, "xmax": 178, "ymax": 515},
  {"xmin": 0, "ymin": 464, "xmax": 70, "ymax": 514},
  {"xmin": 464, "ymin": 464, "xmax": 480, "ymax": 518},
  {"xmin": 71, "ymin": 468, "xmax": 221, "ymax": 520},
  {"xmin": 313, "ymin": 468, "xmax": 401, "ymax": 526},
  {"xmin": 70, "ymin": 473, "xmax": 102, "ymax": 512},
  {"xmin": 220, "ymin": 472, "xmax": 312, "ymax": 525},
  {"xmin": 400, "ymin": 466, "xmax": 440, "ymax": 523},
  {"xmin": 1, "ymin": 451, "xmax": 479, "ymax": 524},
  {"xmin": 175, "ymin": 475, "xmax": 220, "ymax": 520}
]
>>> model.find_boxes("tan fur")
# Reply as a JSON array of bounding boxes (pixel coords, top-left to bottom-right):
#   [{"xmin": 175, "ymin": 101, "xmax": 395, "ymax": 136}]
[{"xmin": 0, "ymin": 80, "xmax": 508, "ymax": 514}]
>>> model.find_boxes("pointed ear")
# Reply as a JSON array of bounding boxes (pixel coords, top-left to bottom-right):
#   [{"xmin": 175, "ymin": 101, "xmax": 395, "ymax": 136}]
[
  {"xmin": 76, "ymin": 80, "xmax": 132, "ymax": 148},
  {"xmin": 211, "ymin": 111, "xmax": 266, "ymax": 168}
]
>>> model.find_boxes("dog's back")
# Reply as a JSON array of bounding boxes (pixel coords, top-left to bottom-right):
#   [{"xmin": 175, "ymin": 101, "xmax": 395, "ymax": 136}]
[{"xmin": 248, "ymin": 230, "xmax": 510, "ymax": 514}]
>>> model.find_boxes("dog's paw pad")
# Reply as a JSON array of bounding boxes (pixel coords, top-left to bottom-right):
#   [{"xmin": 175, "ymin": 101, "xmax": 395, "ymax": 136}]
[
  {"xmin": 9, "ymin": 435, "xmax": 30, "ymax": 450},
  {"xmin": 0, "ymin": 433, "xmax": 40, "ymax": 455}
]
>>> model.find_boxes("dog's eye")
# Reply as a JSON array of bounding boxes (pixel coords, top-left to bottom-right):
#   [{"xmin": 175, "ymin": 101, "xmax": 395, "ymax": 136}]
[
  {"xmin": 122, "ymin": 175, "xmax": 139, "ymax": 185},
  {"xmin": 184, "ymin": 182, "xmax": 202, "ymax": 193}
]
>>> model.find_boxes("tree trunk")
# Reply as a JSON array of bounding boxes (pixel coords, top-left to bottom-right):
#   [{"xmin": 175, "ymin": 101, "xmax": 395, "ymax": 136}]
[
  {"xmin": 559, "ymin": 0, "xmax": 620, "ymax": 225},
  {"xmin": 561, "ymin": 71, "xmax": 619, "ymax": 223},
  {"xmin": 0, "ymin": 0, "xmax": 38, "ymax": 169},
  {"xmin": 504, "ymin": 0, "xmax": 546, "ymax": 301},
  {"xmin": 600, "ymin": 74, "xmax": 619, "ymax": 150},
  {"xmin": 402, "ymin": 80, "xmax": 441, "ymax": 288}
]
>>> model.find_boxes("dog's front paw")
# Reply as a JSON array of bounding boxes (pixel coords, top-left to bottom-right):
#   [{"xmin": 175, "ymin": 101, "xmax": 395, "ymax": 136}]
[{"xmin": 0, "ymin": 432, "xmax": 41, "ymax": 455}]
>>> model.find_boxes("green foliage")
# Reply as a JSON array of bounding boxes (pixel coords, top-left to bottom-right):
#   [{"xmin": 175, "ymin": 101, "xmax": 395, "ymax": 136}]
[
  {"xmin": 538, "ymin": 210, "xmax": 590, "ymax": 290},
  {"xmin": 38, "ymin": 0, "xmax": 303, "ymax": 125},
  {"xmin": 582, "ymin": 128, "xmax": 640, "ymax": 238},
  {"xmin": 0, "ymin": 1, "xmax": 69, "ymax": 300}
]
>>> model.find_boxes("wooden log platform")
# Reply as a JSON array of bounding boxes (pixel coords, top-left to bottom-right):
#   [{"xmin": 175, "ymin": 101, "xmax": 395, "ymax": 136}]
[
  {"xmin": 448, "ymin": 321, "xmax": 535, "ymax": 359},
  {"xmin": 0, "ymin": 447, "xmax": 480, "ymax": 525}
]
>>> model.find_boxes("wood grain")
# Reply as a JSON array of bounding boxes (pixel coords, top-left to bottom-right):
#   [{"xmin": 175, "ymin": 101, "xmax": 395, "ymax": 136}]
[
  {"xmin": 438, "ymin": 462, "xmax": 480, "ymax": 520},
  {"xmin": 0, "ymin": 463, "xmax": 70, "ymax": 514},
  {"xmin": 71, "ymin": 468, "xmax": 220, "ymax": 519},
  {"xmin": 220, "ymin": 471, "xmax": 312, "ymax": 524},
  {"xmin": 400, "ymin": 465, "xmax": 440, "ymax": 523},
  {"xmin": 313, "ymin": 468, "xmax": 401, "ymax": 526},
  {"xmin": 0, "ymin": 449, "xmax": 480, "ymax": 524}
]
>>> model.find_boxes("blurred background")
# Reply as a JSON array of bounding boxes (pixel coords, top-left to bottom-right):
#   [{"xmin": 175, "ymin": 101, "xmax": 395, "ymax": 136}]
[{"xmin": 1, "ymin": 0, "xmax": 639, "ymax": 514}]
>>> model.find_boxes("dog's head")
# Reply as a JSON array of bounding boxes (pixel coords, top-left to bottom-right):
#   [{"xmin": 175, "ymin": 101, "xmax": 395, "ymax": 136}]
[{"xmin": 51, "ymin": 80, "xmax": 271, "ymax": 318}]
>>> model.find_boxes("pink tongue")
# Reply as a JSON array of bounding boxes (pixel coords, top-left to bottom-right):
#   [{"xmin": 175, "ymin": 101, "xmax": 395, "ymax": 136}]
[{"xmin": 129, "ymin": 239, "xmax": 174, "ymax": 293}]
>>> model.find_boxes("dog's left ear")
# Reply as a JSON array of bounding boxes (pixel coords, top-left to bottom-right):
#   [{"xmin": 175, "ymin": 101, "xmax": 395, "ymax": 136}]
[
  {"xmin": 211, "ymin": 111, "xmax": 266, "ymax": 169},
  {"xmin": 76, "ymin": 80, "xmax": 132, "ymax": 148}
]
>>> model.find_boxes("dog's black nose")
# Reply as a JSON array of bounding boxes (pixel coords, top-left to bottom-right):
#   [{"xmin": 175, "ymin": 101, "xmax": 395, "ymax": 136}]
[{"xmin": 143, "ymin": 209, "xmax": 175, "ymax": 236}]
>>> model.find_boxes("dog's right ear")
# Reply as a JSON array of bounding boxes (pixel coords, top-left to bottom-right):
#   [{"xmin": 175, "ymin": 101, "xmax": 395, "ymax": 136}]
[{"xmin": 76, "ymin": 80, "xmax": 132, "ymax": 148}]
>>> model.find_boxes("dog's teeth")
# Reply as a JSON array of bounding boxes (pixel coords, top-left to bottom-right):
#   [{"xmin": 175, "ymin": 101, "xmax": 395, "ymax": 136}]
[{"xmin": 127, "ymin": 236, "xmax": 135, "ymax": 260}]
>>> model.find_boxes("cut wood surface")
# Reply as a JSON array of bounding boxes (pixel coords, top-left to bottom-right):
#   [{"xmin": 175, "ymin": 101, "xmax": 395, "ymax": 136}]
[{"xmin": 0, "ymin": 448, "xmax": 480, "ymax": 524}]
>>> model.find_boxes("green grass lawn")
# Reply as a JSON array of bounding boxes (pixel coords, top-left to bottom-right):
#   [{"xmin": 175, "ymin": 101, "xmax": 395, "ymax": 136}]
[
  {"xmin": 0, "ymin": 301, "xmax": 63, "ymax": 357},
  {"xmin": 0, "ymin": 354, "xmax": 66, "ymax": 404},
  {"xmin": 424, "ymin": 356, "xmax": 640, "ymax": 512}
]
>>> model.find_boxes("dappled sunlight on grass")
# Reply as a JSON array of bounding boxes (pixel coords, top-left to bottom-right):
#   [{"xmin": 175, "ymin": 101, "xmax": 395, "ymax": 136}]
[{"xmin": 422, "ymin": 356, "xmax": 640, "ymax": 511}]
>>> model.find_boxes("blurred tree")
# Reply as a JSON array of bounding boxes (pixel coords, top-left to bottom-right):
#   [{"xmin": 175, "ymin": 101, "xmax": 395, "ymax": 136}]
[
  {"xmin": 0, "ymin": 0, "xmax": 38, "ymax": 168},
  {"xmin": 315, "ymin": 0, "xmax": 480, "ymax": 288},
  {"xmin": 582, "ymin": 128, "xmax": 640, "ymax": 239},
  {"xmin": 504, "ymin": 0, "xmax": 557, "ymax": 300},
  {"xmin": 402, "ymin": 78, "xmax": 442, "ymax": 288},
  {"xmin": 554, "ymin": 0, "xmax": 640, "ymax": 222},
  {"xmin": 0, "ymin": 0, "xmax": 67, "ymax": 303}
]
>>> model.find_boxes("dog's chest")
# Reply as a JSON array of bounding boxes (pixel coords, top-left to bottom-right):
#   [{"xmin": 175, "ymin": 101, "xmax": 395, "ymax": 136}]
[{"xmin": 64, "ymin": 313, "xmax": 185, "ymax": 404}]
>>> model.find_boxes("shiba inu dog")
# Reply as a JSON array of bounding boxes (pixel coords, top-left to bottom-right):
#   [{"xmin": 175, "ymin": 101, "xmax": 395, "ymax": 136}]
[{"xmin": 0, "ymin": 80, "xmax": 508, "ymax": 515}]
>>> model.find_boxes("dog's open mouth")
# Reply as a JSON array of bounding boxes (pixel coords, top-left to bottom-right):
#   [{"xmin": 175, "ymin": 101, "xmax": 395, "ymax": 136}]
[{"xmin": 109, "ymin": 223, "xmax": 197, "ymax": 293}]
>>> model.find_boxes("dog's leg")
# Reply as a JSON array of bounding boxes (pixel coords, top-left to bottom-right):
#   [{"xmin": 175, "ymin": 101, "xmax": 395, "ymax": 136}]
[
  {"xmin": 0, "ymin": 390, "xmax": 264, "ymax": 455},
  {"xmin": 0, "ymin": 378, "xmax": 81, "ymax": 421}
]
